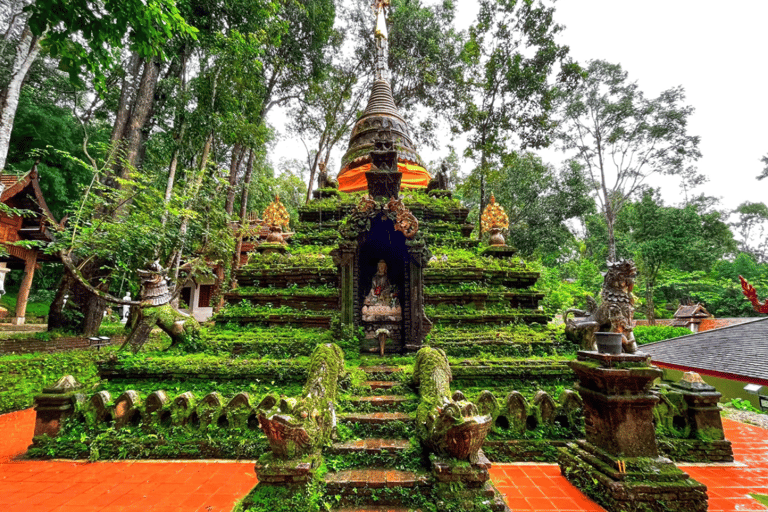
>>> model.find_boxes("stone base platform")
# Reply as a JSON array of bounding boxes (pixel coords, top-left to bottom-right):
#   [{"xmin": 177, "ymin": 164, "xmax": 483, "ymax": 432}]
[
  {"xmin": 254, "ymin": 453, "xmax": 321, "ymax": 485},
  {"xmin": 558, "ymin": 440, "xmax": 708, "ymax": 512}
]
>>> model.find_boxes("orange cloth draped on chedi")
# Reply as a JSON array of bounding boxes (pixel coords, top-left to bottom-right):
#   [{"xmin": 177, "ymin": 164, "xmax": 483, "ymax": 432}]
[{"xmin": 336, "ymin": 0, "xmax": 430, "ymax": 193}]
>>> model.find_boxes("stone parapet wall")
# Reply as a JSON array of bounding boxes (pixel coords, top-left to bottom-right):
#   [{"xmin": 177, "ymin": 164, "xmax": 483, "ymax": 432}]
[{"xmin": 0, "ymin": 336, "xmax": 122, "ymax": 355}]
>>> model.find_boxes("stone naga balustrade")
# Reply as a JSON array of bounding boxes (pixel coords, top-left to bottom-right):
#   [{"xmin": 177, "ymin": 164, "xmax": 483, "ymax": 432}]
[
  {"xmin": 413, "ymin": 347, "xmax": 492, "ymax": 462},
  {"xmin": 256, "ymin": 343, "xmax": 345, "ymax": 459}
]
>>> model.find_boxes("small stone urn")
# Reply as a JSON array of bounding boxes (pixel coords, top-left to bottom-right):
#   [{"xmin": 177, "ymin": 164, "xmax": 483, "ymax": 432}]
[
  {"xmin": 488, "ymin": 227, "xmax": 505, "ymax": 247},
  {"xmin": 265, "ymin": 225, "xmax": 285, "ymax": 244},
  {"xmin": 594, "ymin": 332, "xmax": 623, "ymax": 354}
]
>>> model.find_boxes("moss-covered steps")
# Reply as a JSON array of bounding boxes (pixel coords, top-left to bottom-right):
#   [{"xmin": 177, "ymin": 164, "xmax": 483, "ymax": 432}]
[{"xmin": 327, "ymin": 365, "xmax": 425, "ymax": 509}]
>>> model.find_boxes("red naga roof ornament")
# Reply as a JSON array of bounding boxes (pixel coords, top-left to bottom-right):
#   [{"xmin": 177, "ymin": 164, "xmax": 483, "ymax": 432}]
[{"xmin": 739, "ymin": 275, "xmax": 768, "ymax": 314}]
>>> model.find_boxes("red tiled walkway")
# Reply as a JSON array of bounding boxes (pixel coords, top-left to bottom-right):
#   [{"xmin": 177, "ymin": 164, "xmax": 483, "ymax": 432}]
[
  {"xmin": 685, "ymin": 419, "xmax": 768, "ymax": 512},
  {"xmin": 490, "ymin": 417, "xmax": 768, "ymax": 512},
  {"xmin": 2, "ymin": 410, "xmax": 768, "ymax": 511},
  {"xmin": 0, "ymin": 409, "xmax": 256, "ymax": 512},
  {"xmin": 489, "ymin": 463, "xmax": 605, "ymax": 511}
]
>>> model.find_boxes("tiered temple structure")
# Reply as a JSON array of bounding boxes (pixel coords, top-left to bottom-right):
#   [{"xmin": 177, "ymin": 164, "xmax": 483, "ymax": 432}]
[{"xmin": 26, "ymin": 3, "xmax": 729, "ymax": 511}]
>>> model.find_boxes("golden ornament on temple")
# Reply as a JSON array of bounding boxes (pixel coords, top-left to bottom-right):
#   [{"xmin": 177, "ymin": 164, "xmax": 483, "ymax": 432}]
[
  {"xmin": 480, "ymin": 195, "xmax": 509, "ymax": 233},
  {"xmin": 481, "ymin": 195, "xmax": 509, "ymax": 247},
  {"xmin": 262, "ymin": 195, "xmax": 290, "ymax": 230}
]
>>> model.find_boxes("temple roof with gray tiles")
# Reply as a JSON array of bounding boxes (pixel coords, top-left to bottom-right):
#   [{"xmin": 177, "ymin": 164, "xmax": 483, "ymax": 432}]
[{"xmin": 643, "ymin": 316, "xmax": 768, "ymax": 384}]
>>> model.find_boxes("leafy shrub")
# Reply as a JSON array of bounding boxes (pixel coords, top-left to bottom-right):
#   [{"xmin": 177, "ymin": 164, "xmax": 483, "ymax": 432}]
[
  {"xmin": 0, "ymin": 350, "xmax": 107, "ymax": 413},
  {"xmin": 634, "ymin": 325, "xmax": 692, "ymax": 345}
]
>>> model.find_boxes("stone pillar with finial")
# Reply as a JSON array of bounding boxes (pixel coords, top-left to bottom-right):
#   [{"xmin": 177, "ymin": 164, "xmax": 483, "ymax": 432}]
[
  {"xmin": 257, "ymin": 195, "xmax": 290, "ymax": 254},
  {"xmin": 480, "ymin": 194, "xmax": 517, "ymax": 259}
]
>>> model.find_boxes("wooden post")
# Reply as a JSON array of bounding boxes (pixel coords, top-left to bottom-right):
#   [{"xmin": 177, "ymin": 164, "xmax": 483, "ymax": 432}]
[{"xmin": 12, "ymin": 250, "xmax": 37, "ymax": 325}]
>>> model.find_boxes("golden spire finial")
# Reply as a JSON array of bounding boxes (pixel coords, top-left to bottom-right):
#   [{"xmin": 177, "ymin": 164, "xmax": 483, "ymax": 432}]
[
  {"xmin": 263, "ymin": 195, "xmax": 290, "ymax": 230},
  {"xmin": 481, "ymin": 194, "xmax": 509, "ymax": 233}
]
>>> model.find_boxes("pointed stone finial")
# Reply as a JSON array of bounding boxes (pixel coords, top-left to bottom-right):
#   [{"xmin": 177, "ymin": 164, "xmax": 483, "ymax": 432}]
[{"xmin": 45, "ymin": 375, "xmax": 82, "ymax": 394}]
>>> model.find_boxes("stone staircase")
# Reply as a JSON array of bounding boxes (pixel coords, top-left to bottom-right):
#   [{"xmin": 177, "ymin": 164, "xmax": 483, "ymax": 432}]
[
  {"xmin": 326, "ymin": 365, "xmax": 425, "ymax": 511},
  {"xmin": 324, "ymin": 364, "xmax": 509, "ymax": 512}
]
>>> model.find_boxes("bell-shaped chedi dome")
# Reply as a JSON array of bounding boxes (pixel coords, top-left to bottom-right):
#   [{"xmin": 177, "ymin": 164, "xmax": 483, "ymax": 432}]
[{"xmin": 337, "ymin": 1, "xmax": 430, "ymax": 193}]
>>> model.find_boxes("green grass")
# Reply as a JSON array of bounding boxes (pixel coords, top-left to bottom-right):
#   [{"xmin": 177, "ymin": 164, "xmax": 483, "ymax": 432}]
[{"xmin": 0, "ymin": 291, "xmax": 50, "ymax": 322}]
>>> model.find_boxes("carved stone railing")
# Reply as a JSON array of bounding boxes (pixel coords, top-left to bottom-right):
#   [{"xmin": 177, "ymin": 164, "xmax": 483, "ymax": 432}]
[
  {"xmin": 413, "ymin": 347, "xmax": 491, "ymax": 463},
  {"xmin": 256, "ymin": 343, "xmax": 345, "ymax": 459}
]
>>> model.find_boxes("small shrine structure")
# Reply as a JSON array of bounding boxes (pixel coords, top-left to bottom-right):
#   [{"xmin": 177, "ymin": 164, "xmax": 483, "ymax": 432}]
[{"xmin": 0, "ymin": 167, "xmax": 61, "ymax": 324}]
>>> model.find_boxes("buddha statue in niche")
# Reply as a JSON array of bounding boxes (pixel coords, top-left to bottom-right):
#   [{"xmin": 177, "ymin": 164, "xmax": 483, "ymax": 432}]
[{"xmin": 362, "ymin": 259, "xmax": 401, "ymax": 322}]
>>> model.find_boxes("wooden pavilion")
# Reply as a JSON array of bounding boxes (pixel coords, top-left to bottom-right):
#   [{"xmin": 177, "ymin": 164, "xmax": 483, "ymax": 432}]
[{"xmin": 0, "ymin": 167, "xmax": 61, "ymax": 324}]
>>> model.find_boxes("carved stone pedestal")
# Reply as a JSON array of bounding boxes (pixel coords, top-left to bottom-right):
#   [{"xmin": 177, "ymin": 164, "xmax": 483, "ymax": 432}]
[
  {"xmin": 255, "ymin": 453, "xmax": 321, "ymax": 485},
  {"xmin": 558, "ymin": 351, "xmax": 708, "ymax": 512},
  {"xmin": 432, "ymin": 450, "xmax": 491, "ymax": 486},
  {"xmin": 255, "ymin": 243, "xmax": 288, "ymax": 255},
  {"xmin": 481, "ymin": 245, "xmax": 517, "ymax": 259},
  {"xmin": 33, "ymin": 376, "xmax": 83, "ymax": 438},
  {"xmin": 432, "ymin": 451, "xmax": 510, "ymax": 511}
]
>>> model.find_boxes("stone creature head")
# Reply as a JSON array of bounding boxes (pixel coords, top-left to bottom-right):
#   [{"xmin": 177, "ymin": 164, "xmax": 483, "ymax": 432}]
[{"xmin": 604, "ymin": 259, "xmax": 637, "ymax": 294}]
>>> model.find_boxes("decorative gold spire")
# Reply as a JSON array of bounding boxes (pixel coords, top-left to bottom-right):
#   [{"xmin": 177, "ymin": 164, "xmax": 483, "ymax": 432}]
[
  {"xmin": 481, "ymin": 195, "xmax": 510, "ymax": 233},
  {"xmin": 336, "ymin": 0, "xmax": 430, "ymax": 192},
  {"xmin": 373, "ymin": 0, "xmax": 390, "ymax": 82},
  {"xmin": 263, "ymin": 195, "xmax": 290, "ymax": 230}
]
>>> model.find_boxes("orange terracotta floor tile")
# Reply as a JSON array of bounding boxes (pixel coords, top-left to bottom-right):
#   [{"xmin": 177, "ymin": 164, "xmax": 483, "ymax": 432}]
[{"xmin": 3, "ymin": 409, "xmax": 768, "ymax": 511}]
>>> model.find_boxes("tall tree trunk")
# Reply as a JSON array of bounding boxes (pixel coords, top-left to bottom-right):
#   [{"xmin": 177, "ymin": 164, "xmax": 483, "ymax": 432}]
[
  {"xmin": 233, "ymin": 149, "xmax": 255, "ymax": 272},
  {"xmin": 645, "ymin": 282, "xmax": 656, "ymax": 326},
  {"xmin": 0, "ymin": 22, "xmax": 40, "ymax": 171},
  {"xmin": 117, "ymin": 58, "xmax": 161, "ymax": 180},
  {"xmin": 110, "ymin": 53, "xmax": 142, "ymax": 145},
  {"xmin": 605, "ymin": 205, "xmax": 617, "ymax": 262},
  {"xmin": 224, "ymin": 144, "xmax": 245, "ymax": 215},
  {"xmin": 48, "ymin": 258, "xmax": 109, "ymax": 336}
]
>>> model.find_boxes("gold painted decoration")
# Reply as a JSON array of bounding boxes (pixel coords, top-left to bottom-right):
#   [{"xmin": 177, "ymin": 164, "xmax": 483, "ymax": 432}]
[
  {"xmin": 480, "ymin": 195, "xmax": 509, "ymax": 233},
  {"xmin": 262, "ymin": 195, "xmax": 290, "ymax": 230}
]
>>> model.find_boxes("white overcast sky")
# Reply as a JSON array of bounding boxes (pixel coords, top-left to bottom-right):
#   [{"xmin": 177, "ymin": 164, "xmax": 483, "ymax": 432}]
[{"xmin": 273, "ymin": 0, "xmax": 768, "ymax": 212}]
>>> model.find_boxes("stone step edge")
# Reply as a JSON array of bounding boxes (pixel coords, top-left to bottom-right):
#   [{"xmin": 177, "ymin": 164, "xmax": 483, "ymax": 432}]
[
  {"xmin": 348, "ymin": 395, "xmax": 412, "ymax": 404},
  {"xmin": 341, "ymin": 413, "xmax": 414, "ymax": 424},
  {"xmin": 330, "ymin": 438, "xmax": 412, "ymax": 454},
  {"xmin": 359, "ymin": 366, "xmax": 404, "ymax": 374},
  {"xmin": 325, "ymin": 469, "xmax": 430, "ymax": 489}
]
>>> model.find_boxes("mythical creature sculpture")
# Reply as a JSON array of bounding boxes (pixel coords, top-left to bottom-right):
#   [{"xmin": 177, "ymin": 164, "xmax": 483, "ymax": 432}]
[
  {"xmin": 565, "ymin": 259, "xmax": 639, "ymax": 354},
  {"xmin": 258, "ymin": 343, "xmax": 345, "ymax": 459},
  {"xmin": 413, "ymin": 347, "xmax": 492, "ymax": 462},
  {"xmin": 739, "ymin": 275, "xmax": 768, "ymax": 313},
  {"xmin": 427, "ymin": 162, "xmax": 450, "ymax": 192},
  {"xmin": 316, "ymin": 161, "xmax": 338, "ymax": 190},
  {"xmin": 121, "ymin": 261, "xmax": 200, "ymax": 352}
]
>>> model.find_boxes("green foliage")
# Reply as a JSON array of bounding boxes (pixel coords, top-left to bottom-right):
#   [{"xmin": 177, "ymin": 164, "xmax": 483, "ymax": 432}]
[
  {"xmin": 100, "ymin": 352, "xmax": 313, "ymax": 383},
  {"xmin": 0, "ymin": 350, "xmax": 106, "ymax": 413},
  {"xmin": 634, "ymin": 326, "xmax": 693, "ymax": 345},
  {"xmin": 725, "ymin": 398, "xmax": 765, "ymax": 414},
  {"xmin": 30, "ymin": 419, "xmax": 267, "ymax": 460},
  {"xmin": 559, "ymin": 59, "xmax": 702, "ymax": 260},
  {"xmin": 26, "ymin": 0, "xmax": 199, "ymax": 90}
]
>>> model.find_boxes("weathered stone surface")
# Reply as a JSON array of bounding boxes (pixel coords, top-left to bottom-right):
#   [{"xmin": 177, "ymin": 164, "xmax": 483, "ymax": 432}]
[
  {"xmin": 413, "ymin": 347, "xmax": 492, "ymax": 462},
  {"xmin": 114, "ymin": 390, "xmax": 141, "ymax": 428},
  {"xmin": 533, "ymin": 390, "xmax": 556, "ymax": 425},
  {"xmin": 171, "ymin": 392, "xmax": 195, "ymax": 426},
  {"xmin": 342, "ymin": 412, "xmax": 412, "ymax": 425},
  {"xmin": 559, "ymin": 440, "xmax": 708, "ymax": 512},
  {"xmin": 570, "ymin": 354, "xmax": 661, "ymax": 458},
  {"xmin": 86, "ymin": 391, "xmax": 112, "ymax": 427},
  {"xmin": 331, "ymin": 438, "xmax": 411, "ymax": 455},
  {"xmin": 33, "ymin": 375, "xmax": 84, "ymax": 438},
  {"xmin": 348, "ymin": 396, "xmax": 410, "ymax": 409},
  {"xmin": 501, "ymin": 391, "xmax": 527, "ymax": 434},
  {"xmin": 258, "ymin": 343, "xmax": 344, "ymax": 459},
  {"xmin": 432, "ymin": 450, "xmax": 492, "ymax": 486}
]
